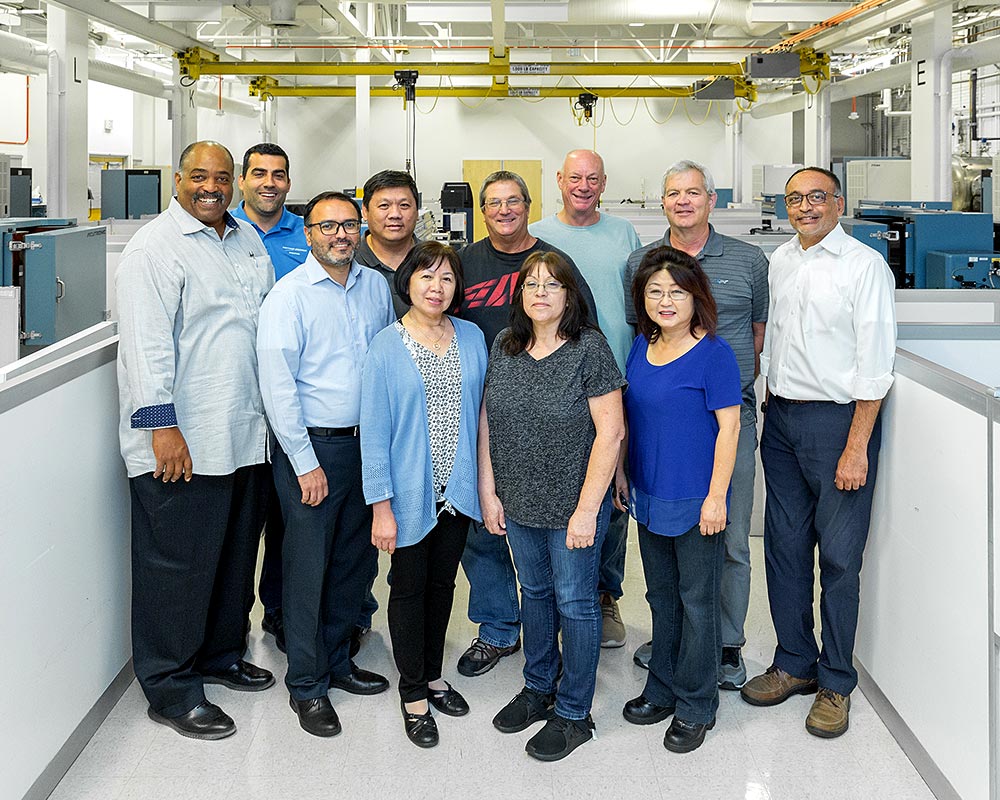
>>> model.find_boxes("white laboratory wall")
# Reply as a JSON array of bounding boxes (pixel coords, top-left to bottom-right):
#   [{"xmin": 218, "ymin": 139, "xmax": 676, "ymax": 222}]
[
  {"xmin": 191, "ymin": 94, "xmax": 791, "ymax": 215},
  {"xmin": 0, "ymin": 72, "xmax": 48, "ymax": 197},
  {"xmin": 88, "ymin": 82, "xmax": 133, "ymax": 158}
]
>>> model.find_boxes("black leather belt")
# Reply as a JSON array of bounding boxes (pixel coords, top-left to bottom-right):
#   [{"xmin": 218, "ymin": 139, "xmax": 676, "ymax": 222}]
[{"xmin": 307, "ymin": 426, "xmax": 359, "ymax": 437}]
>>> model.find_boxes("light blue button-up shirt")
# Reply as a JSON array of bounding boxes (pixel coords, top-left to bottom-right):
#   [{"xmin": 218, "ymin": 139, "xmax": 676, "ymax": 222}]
[
  {"xmin": 257, "ymin": 253, "xmax": 394, "ymax": 475},
  {"xmin": 116, "ymin": 198, "xmax": 274, "ymax": 477}
]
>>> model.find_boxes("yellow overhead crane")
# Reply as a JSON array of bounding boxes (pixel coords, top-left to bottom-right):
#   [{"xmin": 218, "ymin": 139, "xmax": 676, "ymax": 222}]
[{"xmin": 175, "ymin": 46, "xmax": 764, "ymax": 102}]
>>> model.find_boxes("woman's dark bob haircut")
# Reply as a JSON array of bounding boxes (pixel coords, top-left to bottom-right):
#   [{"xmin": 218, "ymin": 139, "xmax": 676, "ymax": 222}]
[
  {"xmin": 394, "ymin": 240, "xmax": 465, "ymax": 314},
  {"xmin": 502, "ymin": 250, "xmax": 594, "ymax": 356},
  {"xmin": 631, "ymin": 245, "xmax": 718, "ymax": 342}
]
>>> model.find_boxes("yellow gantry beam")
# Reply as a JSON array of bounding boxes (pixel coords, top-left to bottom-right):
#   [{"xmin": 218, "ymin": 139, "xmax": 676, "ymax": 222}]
[
  {"xmin": 248, "ymin": 78, "xmax": 757, "ymax": 101},
  {"xmin": 178, "ymin": 46, "xmax": 746, "ymax": 80}
]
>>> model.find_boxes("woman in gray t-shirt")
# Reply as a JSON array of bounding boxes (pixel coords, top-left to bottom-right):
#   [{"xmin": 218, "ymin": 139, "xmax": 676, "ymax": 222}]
[{"xmin": 479, "ymin": 251, "xmax": 625, "ymax": 762}]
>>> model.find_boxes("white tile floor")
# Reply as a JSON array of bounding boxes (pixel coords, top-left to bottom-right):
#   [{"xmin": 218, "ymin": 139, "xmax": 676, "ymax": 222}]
[{"xmin": 50, "ymin": 535, "xmax": 936, "ymax": 800}]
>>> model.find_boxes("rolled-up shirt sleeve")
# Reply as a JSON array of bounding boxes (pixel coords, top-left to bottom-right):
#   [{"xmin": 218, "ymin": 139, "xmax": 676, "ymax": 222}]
[
  {"xmin": 116, "ymin": 248, "xmax": 182, "ymax": 429},
  {"xmin": 851, "ymin": 258, "xmax": 896, "ymax": 400},
  {"xmin": 257, "ymin": 291, "xmax": 318, "ymax": 475}
]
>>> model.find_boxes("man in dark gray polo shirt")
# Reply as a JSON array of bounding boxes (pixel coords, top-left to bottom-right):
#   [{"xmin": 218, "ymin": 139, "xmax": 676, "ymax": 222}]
[{"xmin": 624, "ymin": 160, "xmax": 768, "ymax": 692}]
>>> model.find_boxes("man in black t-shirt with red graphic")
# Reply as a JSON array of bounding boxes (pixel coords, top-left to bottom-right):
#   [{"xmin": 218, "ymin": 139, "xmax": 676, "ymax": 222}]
[{"xmin": 456, "ymin": 170, "xmax": 597, "ymax": 679}]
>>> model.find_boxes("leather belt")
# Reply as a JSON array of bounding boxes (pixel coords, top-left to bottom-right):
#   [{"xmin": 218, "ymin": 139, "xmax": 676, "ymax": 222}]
[{"xmin": 307, "ymin": 426, "xmax": 359, "ymax": 437}]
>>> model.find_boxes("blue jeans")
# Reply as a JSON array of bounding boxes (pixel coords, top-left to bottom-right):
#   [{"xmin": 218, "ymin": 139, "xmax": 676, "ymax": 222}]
[
  {"xmin": 597, "ymin": 505, "xmax": 628, "ymax": 599},
  {"xmin": 461, "ymin": 519, "xmax": 521, "ymax": 648},
  {"xmin": 639, "ymin": 522, "xmax": 724, "ymax": 725},
  {"xmin": 761, "ymin": 397, "xmax": 881, "ymax": 696},
  {"xmin": 504, "ymin": 495, "xmax": 611, "ymax": 721},
  {"xmin": 720, "ymin": 423, "xmax": 757, "ymax": 648}
]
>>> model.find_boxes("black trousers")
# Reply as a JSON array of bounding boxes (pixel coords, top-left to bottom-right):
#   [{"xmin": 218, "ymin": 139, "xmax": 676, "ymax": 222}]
[
  {"xmin": 130, "ymin": 465, "xmax": 268, "ymax": 717},
  {"xmin": 272, "ymin": 435, "xmax": 375, "ymax": 700},
  {"xmin": 388, "ymin": 508, "xmax": 470, "ymax": 702},
  {"xmin": 257, "ymin": 478, "xmax": 284, "ymax": 616}
]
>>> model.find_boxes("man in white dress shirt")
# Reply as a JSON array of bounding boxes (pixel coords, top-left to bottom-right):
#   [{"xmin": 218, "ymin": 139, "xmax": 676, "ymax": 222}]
[{"xmin": 740, "ymin": 167, "xmax": 896, "ymax": 739}]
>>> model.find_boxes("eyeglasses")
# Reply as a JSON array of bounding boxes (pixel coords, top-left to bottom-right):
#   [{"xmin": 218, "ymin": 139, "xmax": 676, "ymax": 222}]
[
  {"xmin": 305, "ymin": 219, "xmax": 361, "ymax": 235},
  {"xmin": 523, "ymin": 280, "xmax": 565, "ymax": 294},
  {"xmin": 483, "ymin": 198, "xmax": 525, "ymax": 211},
  {"xmin": 783, "ymin": 190, "xmax": 841, "ymax": 207},
  {"xmin": 645, "ymin": 288, "xmax": 691, "ymax": 302}
]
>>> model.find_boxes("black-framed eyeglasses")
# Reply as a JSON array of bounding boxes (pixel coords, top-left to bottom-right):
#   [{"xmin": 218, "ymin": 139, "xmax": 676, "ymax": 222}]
[
  {"xmin": 305, "ymin": 219, "xmax": 362, "ymax": 235},
  {"xmin": 783, "ymin": 190, "xmax": 841, "ymax": 207}
]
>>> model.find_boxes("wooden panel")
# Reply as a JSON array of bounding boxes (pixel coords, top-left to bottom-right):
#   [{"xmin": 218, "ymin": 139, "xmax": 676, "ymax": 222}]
[{"xmin": 462, "ymin": 158, "xmax": 543, "ymax": 244}]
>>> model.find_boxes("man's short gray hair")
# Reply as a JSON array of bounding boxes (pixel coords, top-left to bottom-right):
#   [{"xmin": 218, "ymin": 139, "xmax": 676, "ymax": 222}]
[
  {"xmin": 662, "ymin": 160, "xmax": 716, "ymax": 196},
  {"xmin": 479, "ymin": 170, "xmax": 531, "ymax": 208}
]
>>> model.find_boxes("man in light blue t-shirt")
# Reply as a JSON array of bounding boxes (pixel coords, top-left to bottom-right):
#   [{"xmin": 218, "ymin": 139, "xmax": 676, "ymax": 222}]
[{"xmin": 530, "ymin": 149, "xmax": 641, "ymax": 651}]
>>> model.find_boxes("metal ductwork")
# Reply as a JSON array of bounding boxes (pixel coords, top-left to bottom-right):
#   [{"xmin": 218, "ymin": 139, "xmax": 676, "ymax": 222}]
[{"xmin": 269, "ymin": 0, "xmax": 301, "ymax": 27}]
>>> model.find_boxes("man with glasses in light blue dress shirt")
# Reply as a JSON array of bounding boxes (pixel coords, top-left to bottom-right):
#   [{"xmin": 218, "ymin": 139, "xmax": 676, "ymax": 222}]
[
  {"xmin": 257, "ymin": 191, "xmax": 394, "ymax": 738},
  {"xmin": 530, "ymin": 149, "xmax": 641, "ymax": 651}
]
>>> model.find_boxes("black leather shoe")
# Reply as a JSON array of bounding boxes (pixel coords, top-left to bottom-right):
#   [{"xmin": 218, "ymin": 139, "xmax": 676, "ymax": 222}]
[
  {"xmin": 663, "ymin": 716, "xmax": 716, "ymax": 753},
  {"xmin": 289, "ymin": 695, "xmax": 341, "ymax": 737},
  {"xmin": 203, "ymin": 659, "xmax": 275, "ymax": 692},
  {"xmin": 401, "ymin": 700, "xmax": 439, "ymax": 748},
  {"xmin": 349, "ymin": 625, "xmax": 369, "ymax": 659},
  {"xmin": 262, "ymin": 611, "xmax": 286, "ymax": 654},
  {"xmin": 428, "ymin": 682, "xmax": 469, "ymax": 717},
  {"xmin": 329, "ymin": 662, "xmax": 389, "ymax": 695},
  {"xmin": 147, "ymin": 702, "xmax": 236, "ymax": 740},
  {"xmin": 623, "ymin": 694, "xmax": 675, "ymax": 726}
]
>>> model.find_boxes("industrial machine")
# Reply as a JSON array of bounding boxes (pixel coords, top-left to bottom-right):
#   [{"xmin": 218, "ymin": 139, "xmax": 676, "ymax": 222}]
[
  {"xmin": 844, "ymin": 158, "xmax": 911, "ymax": 216},
  {"xmin": 925, "ymin": 251, "xmax": 1000, "ymax": 289},
  {"xmin": 10, "ymin": 167, "xmax": 31, "ymax": 218},
  {"xmin": 843, "ymin": 203, "xmax": 994, "ymax": 288},
  {"xmin": 100, "ymin": 168, "xmax": 161, "ymax": 220},
  {"xmin": 0, "ymin": 217, "xmax": 108, "ymax": 364},
  {"xmin": 439, "ymin": 182, "xmax": 474, "ymax": 246}
]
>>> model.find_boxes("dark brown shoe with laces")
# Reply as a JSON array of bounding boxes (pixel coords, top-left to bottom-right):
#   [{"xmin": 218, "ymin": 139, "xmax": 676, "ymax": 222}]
[{"xmin": 740, "ymin": 665, "xmax": 818, "ymax": 706}]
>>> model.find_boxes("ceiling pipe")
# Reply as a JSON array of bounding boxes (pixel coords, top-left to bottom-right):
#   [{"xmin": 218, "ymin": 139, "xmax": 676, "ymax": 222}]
[
  {"xmin": 564, "ymin": 0, "xmax": 754, "ymax": 33},
  {"xmin": 44, "ymin": 0, "xmax": 223, "ymax": 57}
]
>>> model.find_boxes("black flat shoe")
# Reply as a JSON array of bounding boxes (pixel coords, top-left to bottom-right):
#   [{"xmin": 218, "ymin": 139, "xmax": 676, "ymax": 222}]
[
  {"xmin": 203, "ymin": 660, "xmax": 275, "ymax": 692},
  {"xmin": 262, "ymin": 611, "xmax": 286, "ymax": 653},
  {"xmin": 289, "ymin": 695, "xmax": 341, "ymax": 737},
  {"xmin": 623, "ymin": 694, "xmax": 674, "ymax": 725},
  {"xmin": 663, "ymin": 716, "xmax": 716, "ymax": 753},
  {"xmin": 329, "ymin": 662, "xmax": 389, "ymax": 695},
  {"xmin": 428, "ymin": 682, "xmax": 469, "ymax": 717},
  {"xmin": 147, "ymin": 702, "xmax": 236, "ymax": 740},
  {"xmin": 401, "ymin": 700, "xmax": 439, "ymax": 748}
]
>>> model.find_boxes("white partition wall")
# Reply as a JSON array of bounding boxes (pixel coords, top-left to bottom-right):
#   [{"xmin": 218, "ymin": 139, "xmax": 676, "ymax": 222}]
[
  {"xmin": 856, "ymin": 331, "xmax": 1000, "ymax": 800},
  {"xmin": 0, "ymin": 327, "xmax": 131, "ymax": 800}
]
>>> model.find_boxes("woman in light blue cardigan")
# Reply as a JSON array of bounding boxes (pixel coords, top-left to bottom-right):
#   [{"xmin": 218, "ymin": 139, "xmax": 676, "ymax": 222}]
[{"xmin": 360, "ymin": 241, "xmax": 487, "ymax": 749}]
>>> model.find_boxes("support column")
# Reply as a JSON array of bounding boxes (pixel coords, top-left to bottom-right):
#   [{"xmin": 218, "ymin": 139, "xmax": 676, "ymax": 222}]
[
  {"xmin": 46, "ymin": 6, "xmax": 89, "ymax": 221},
  {"xmin": 803, "ymin": 84, "xmax": 831, "ymax": 169},
  {"xmin": 170, "ymin": 61, "xmax": 197, "ymax": 173},
  {"xmin": 355, "ymin": 4, "xmax": 371, "ymax": 190},
  {"xmin": 727, "ymin": 108, "xmax": 744, "ymax": 204},
  {"xmin": 910, "ymin": 8, "xmax": 951, "ymax": 202}
]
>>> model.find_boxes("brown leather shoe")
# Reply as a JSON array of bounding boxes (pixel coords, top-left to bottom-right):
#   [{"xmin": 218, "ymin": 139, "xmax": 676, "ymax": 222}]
[
  {"xmin": 740, "ymin": 665, "xmax": 818, "ymax": 706},
  {"xmin": 805, "ymin": 688, "xmax": 850, "ymax": 738}
]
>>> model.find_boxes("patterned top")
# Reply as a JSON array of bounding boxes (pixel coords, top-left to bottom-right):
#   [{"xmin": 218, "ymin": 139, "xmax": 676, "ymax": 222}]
[{"xmin": 396, "ymin": 321, "xmax": 463, "ymax": 504}]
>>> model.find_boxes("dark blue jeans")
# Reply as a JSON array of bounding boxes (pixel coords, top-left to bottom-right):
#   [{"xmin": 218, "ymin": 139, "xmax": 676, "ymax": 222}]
[
  {"xmin": 638, "ymin": 522, "xmax": 724, "ymax": 725},
  {"xmin": 461, "ymin": 519, "xmax": 521, "ymax": 648},
  {"xmin": 761, "ymin": 396, "xmax": 881, "ymax": 696},
  {"xmin": 597, "ymin": 505, "xmax": 628, "ymax": 599},
  {"xmin": 504, "ymin": 495, "xmax": 611, "ymax": 721}
]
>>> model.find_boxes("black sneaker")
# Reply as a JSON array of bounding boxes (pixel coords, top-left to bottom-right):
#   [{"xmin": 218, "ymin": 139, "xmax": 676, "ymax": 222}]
[
  {"xmin": 525, "ymin": 714, "xmax": 595, "ymax": 762},
  {"xmin": 492, "ymin": 687, "xmax": 555, "ymax": 733},
  {"xmin": 457, "ymin": 637, "xmax": 521, "ymax": 677}
]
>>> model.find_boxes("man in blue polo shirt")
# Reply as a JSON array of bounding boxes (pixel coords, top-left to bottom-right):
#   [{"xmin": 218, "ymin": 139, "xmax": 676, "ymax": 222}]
[
  {"xmin": 232, "ymin": 143, "xmax": 309, "ymax": 654},
  {"xmin": 233, "ymin": 142, "xmax": 309, "ymax": 279}
]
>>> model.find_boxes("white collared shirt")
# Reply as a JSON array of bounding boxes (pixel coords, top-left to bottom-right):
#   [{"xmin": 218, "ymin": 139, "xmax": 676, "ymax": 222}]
[{"xmin": 759, "ymin": 223, "xmax": 896, "ymax": 403}]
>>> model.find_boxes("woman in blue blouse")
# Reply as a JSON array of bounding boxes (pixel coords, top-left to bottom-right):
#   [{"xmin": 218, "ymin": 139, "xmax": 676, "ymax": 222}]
[
  {"xmin": 614, "ymin": 245, "xmax": 741, "ymax": 754},
  {"xmin": 360, "ymin": 241, "xmax": 487, "ymax": 749}
]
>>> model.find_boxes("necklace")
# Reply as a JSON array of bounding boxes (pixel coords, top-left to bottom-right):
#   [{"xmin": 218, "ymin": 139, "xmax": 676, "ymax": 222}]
[{"xmin": 405, "ymin": 316, "xmax": 448, "ymax": 351}]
